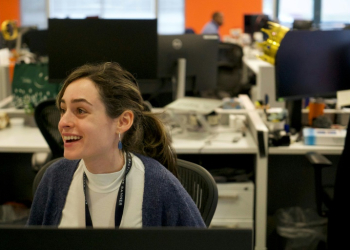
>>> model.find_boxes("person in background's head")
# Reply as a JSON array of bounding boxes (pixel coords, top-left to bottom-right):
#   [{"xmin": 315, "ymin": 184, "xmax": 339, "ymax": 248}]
[{"xmin": 201, "ymin": 11, "xmax": 224, "ymax": 39}]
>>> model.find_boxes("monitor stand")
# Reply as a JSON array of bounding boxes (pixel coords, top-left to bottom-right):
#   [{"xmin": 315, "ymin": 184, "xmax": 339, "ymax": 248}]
[
  {"xmin": 173, "ymin": 58, "xmax": 186, "ymax": 100},
  {"xmin": 286, "ymin": 99, "xmax": 302, "ymax": 135}
]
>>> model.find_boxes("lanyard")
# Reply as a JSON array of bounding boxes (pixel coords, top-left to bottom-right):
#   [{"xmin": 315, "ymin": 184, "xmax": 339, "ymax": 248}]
[{"xmin": 83, "ymin": 152, "xmax": 132, "ymax": 228}]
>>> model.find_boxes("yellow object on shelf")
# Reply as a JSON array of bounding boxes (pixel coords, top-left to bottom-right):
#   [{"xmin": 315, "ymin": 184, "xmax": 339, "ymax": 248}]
[
  {"xmin": 1, "ymin": 20, "xmax": 18, "ymax": 41},
  {"xmin": 257, "ymin": 22, "xmax": 290, "ymax": 65}
]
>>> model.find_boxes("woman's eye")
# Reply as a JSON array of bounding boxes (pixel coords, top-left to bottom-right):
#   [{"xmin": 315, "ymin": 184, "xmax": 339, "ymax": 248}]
[
  {"xmin": 59, "ymin": 108, "xmax": 66, "ymax": 114},
  {"xmin": 77, "ymin": 108, "xmax": 86, "ymax": 114}
]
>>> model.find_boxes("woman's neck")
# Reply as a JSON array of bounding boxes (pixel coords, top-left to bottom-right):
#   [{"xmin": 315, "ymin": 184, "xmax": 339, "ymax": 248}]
[{"xmin": 84, "ymin": 151, "xmax": 125, "ymax": 174}]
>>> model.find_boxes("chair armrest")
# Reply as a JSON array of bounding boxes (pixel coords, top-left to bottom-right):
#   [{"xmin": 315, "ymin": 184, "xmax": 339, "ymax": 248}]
[
  {"xmin": 305, "ymin": 152, "xmax": 332, "ymax": 167},
  {"xmin": 31, "ymin": 152, "xmax": 52, "ymax": 172}
]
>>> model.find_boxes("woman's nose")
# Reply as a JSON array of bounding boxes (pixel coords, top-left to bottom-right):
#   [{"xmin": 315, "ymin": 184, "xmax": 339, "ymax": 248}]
[{"xmin": 58, "ymin": 111, "xmax": 74, "ymax": 129}]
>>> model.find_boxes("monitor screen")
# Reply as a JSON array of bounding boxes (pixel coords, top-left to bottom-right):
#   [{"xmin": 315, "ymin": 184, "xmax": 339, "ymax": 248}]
[
  {"xmin": 244, "ymin": 14, "xmax": 269, "ymax": 37},
  {"xmin": 292, "ymin": 20, "xmax": 313, "ymax": 30},
  {"xmin": 0, "ymin": 227, "xmax": 253, "ymax": 250},
  {"xmin": 275, "ymin": 30, "xmax": 350, "ymax": 101},
  {"xmin": 157, "ymin": 34, "xmax": 219, "ymax": 92},
  {"xmin": 48, "ymin": 19, "xmax": 158, "ymax": 82},
  {"xmin": 22, "ymin": 29, "xmax": 48, "ymax": 57}
]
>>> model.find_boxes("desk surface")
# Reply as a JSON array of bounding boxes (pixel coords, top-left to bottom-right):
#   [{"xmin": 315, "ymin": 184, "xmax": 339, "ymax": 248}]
[
  {"xmin": 269, "ymin": 141, "xmax": 343, "ymax": 155},
  {"xmin": 0, "ymin": 126, "xmax": 50, "ymax": 153},
  {"xmin": 172, "ymin": 127, "xmax": 257, "ymax": 154},
  {"xmin": 0, "ymin": 125, "xmax": 257, "ymax": 155}
]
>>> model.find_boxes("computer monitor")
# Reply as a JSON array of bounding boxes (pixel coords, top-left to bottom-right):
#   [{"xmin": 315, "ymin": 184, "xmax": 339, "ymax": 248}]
[
  {"xmin": 244, "ymin": 14, "xmax": 269, "ymax": 40},
  {"xmin": 0, "ymin": 227, "xmax": 253, "ymax": 250},
  {"xmin": 275, "ymin": 30, "xmax": 350, "ymax": 101},
  {"xmin": 47, "ymin": 19, "xmax": 158, "ymax": 83},
  {"xmin": 292, "ymin": 20, "xmax": 313, "ymax": 30},
  {"xmin": 157, "ymin": 34, "xmax": 219, "ymax": 94},
  {"xmin": 21, "ymin": 29, "xmax": 48, "ymax": 57},
  {"xmin": 275, "ymin": 29, "xmax": 350, "ymax": 131}
]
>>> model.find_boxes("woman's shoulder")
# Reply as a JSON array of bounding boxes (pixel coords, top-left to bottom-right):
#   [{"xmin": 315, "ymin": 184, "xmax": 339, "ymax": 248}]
[
  {"xmin": 44, "ymin": 158, "xmax": 80, "ymax": 179},
  {"xmin": 135, "ymin": 153, "xmax": 183, "ymax": 193},
  {"xmin": 134, "ymin": 153, "xmax": 175, "ymax": 178}
]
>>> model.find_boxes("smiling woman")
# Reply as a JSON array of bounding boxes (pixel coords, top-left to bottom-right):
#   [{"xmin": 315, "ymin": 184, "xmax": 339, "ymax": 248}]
[{"xmin": 27, "ymin": 62, "xmax": 206, "ymax": 228}]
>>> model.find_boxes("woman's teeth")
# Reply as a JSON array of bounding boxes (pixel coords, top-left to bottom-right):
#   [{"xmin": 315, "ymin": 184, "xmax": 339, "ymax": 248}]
[{"xmin": 64, "ymin": 136, "xmax": 82, "ymax": 142}]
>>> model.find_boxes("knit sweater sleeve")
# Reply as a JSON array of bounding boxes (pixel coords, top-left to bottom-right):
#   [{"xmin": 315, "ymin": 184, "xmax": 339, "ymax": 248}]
[{"xmin": 139, "ymin": 154, "xmax": 206, "ymax": 228}]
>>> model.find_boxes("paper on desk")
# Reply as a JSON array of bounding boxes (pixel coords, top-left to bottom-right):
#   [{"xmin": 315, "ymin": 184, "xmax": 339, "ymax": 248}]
[
  {"xmin": 337, "ymin": 90, "xmax": 350, "ymax": 108},
  {"xmin": 0, "ymin": 48, "xmax": 10, "ymax": 66}
]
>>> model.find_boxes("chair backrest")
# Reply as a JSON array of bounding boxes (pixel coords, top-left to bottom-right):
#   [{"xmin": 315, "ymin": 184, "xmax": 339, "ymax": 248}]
[
  {"xmin": 177, "ymin": 159, "xmax": 218, "ymax": 227},
  {"xmin": 32, "ymin": 158, "xmax": 219, "ymax": 227},
  {"xmin": 217, "ymin": 42, "xmax": 244, "ymax": 96},
  {"xmin": 218, "ymin": 42, "xmax": 243, "ymax": 69},
  {"xmin": 32, "ymin": 157, "xmax": 63, "ymax": 197},
  {"xmin": 34, "ymin": 99, "xmax": 64, "ymax": 160}
]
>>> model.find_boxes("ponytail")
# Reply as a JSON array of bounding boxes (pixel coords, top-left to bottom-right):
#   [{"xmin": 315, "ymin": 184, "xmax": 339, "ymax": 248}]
[
  {"xmin": 122, "ymin": 108, "xmax": 178, "ymax": 178},
  {"xmin": 141, "ymin": 111, "xmax": 178, "ymax": 177}
]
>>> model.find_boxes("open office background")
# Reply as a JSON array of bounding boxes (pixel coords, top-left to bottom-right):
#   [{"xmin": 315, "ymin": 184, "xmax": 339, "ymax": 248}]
[{"xmin": 0, "ymin": 0, "xmax": 347, "ymax": 40}]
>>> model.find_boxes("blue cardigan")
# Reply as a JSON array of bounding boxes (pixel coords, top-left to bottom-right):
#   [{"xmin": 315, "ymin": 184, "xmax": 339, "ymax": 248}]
[{"xmin": 27, "ymin": 154, "xmax": 206, "ymax": 228}]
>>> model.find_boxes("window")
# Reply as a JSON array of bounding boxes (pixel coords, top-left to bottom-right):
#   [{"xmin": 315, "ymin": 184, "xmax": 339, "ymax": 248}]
[
  {"xmin": 278, "ymin": 0, "xmax": 314, "ymax": 28},
  {"xmin": 158, "ymin": 0, "xmax": 184, "ymax": 34},
  {"xmin": 262, "ymin": 0, "xmax": 274, "ymax": 20},
  {"xmin": 20, "ymin": 0, "xmax": 47, "ymax": 29},
  {"xmin": 321, "ymin": 0, "xmax": 350, "ymax": 29},
  {"xmin": 20, "ymin": 0, "xmax": 184, "ymax": 34}
]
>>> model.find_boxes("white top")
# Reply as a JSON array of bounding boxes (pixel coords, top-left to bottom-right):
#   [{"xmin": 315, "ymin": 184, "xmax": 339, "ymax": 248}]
[{"xmin": 59, "ymin": 153, "xmax": 145, "ymax": 228}]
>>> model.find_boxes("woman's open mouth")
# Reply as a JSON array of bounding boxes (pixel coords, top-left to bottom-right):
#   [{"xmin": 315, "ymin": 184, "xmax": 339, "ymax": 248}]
[{"xmin": 63, "ymin": 136, "xmax": 82, "ymax": 143}]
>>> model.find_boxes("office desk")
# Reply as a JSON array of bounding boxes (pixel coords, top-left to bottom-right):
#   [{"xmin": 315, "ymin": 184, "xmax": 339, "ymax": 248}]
[{"xmin": 0, "ymin": 126, "xmax": 49, "ymax": 153}]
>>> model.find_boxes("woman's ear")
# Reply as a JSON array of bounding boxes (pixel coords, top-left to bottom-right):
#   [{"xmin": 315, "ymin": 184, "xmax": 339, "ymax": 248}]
[{"xmin": 116, "ymin": 110, "xmax": 134, "ymax": 133}]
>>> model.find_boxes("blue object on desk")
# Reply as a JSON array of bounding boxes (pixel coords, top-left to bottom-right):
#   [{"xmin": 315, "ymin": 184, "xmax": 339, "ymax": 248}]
[
  {"xmin": 284, "ymin": 124, "xmax": 290, "ymax": 133},
  {"xmin": 303, "ymin": 128, "xmax": 346, "ymax": 146},
  {"xmin": 265, "ymin": 94, "xmax": 269, "ymax": 106}
]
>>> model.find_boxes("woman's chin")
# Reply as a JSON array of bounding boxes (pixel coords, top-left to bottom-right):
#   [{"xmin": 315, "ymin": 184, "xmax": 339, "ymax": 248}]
[{"xmin": 63, "ymin": 152, "xmax": 81, "ymax": 160}]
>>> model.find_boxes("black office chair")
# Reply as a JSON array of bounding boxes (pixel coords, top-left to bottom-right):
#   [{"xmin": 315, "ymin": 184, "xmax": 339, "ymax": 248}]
[
  {"xmin": 305, "ymin": 116, "xmax": 350, "ymax": 249},
  {"xmin": 177, "ymin": 159, "xmax": 218, "ymax": 227},
  {"xmin": 32, "ymin": 158, "xmax": 218, "ymax": 227},
  {"xmin": 217, "ymin": 42, "xmax": 244, "ymax": 97},
  {"xmin": 33, "ymin": 98, "xmax": 64, "ymax": 170}
]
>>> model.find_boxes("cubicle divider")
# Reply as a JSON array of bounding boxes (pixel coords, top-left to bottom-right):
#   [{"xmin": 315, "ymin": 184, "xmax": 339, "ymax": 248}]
[
  {"xmin": 0, "ymin": 66, "xmax": 11, "ymax": 101},
  {"xmin": 246, "ymin": 108, "xmax": 269, "ymax": 250}
]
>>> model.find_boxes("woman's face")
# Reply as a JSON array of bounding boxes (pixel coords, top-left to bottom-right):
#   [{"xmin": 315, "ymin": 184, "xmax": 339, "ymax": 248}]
[{"xmin": 58, "ymin": 78, "xmax": 119, "ymax": 161}]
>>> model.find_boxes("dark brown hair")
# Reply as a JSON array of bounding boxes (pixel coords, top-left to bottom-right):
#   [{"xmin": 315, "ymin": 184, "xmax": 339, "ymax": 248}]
[{"xmin": 56, "ymin": 62, "xmax": 178, "ymax": 177}]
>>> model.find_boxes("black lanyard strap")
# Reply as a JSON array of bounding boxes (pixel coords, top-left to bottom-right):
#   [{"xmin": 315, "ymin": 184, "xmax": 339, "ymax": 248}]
[{"xmin": 83, "ymin": 152, "xmax": 132, "ymax": 228}]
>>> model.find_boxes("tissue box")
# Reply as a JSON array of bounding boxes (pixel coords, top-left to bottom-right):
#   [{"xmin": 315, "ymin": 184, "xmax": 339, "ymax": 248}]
[{"xmin": 303, "ymin": 128, "xmax": 346, "ymax": 146}]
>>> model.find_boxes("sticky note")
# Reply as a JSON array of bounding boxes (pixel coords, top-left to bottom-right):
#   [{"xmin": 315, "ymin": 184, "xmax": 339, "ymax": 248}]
[{"xmin": 337, "ymin": 90, "xmax": 350, "ymax": 108}]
